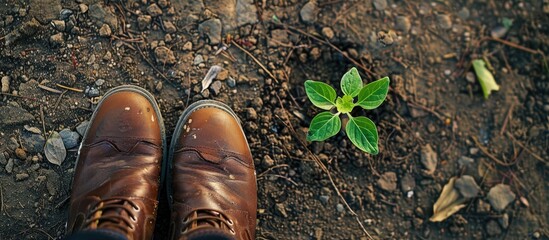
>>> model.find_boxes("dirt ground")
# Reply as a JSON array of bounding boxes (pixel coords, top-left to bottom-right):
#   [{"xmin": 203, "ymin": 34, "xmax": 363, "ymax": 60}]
[{"xmin": 1, "ymin": 0, "xmax": 548, "ymax": 239}]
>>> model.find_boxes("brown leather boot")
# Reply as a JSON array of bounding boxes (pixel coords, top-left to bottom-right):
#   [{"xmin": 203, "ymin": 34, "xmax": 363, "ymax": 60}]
[
  {"xmin": 66, "ymin": 85, "xmax": 166, "ymax": 240},
  {"xmin": 168, "ymin": 100, "xmax": 257, "ymax": 240}
]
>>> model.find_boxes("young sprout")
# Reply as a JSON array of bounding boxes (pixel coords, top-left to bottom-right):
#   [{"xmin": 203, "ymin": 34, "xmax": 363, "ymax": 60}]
[{"xmin": 305, "ymin": 67, "xmax": 390, "ymax": 154}]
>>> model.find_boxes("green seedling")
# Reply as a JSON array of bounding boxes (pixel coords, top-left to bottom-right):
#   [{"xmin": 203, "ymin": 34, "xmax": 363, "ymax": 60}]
[
  {"xmin": 305, "ymin": 67, "xmax": 390, "ymax": 154},
  {"xmin": 472, "ymin": 59, "xmax": 500, "ymax": 99}
]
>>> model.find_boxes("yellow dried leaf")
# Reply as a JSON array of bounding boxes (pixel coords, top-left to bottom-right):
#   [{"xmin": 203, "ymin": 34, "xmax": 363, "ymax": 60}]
[{"xmin": 429, "ymin": 177, "xmax": 468, "ymax": 222}]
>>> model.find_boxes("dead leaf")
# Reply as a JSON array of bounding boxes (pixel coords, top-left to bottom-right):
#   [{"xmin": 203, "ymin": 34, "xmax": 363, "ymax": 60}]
[
  {"xmin": 45, "ymin": 131, "xmax": 66, "ymax": 166},
  {"xmin": 430, "ymin": 177, "xmax": 467, "ymax": 222}
]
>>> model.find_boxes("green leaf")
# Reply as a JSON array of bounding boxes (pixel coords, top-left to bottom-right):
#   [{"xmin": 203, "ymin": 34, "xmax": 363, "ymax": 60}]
[
  {"xmin": 356, "ymin": 76, "xmax": 390, "ymax": 110},
  {"xmin": 472, "ymin": 59, "xmax": 500, "ymax": 99},
  {"xmin": 335, "ymin": 95, "xmax": 354, "ymax": 113},
  {"xmin": 307, "ymin": 112, "xmax": 341, "ymax": 141},
  {"xmin": 341, "ymin": 67, "xmax": 363, "ymax": 97},
  {"xmin": 345, "ymin": 116, "xmax": 379, "ymax": 154},
  {"xmin": 305, "ymin": 80, "xmax": 337, "ymax": 110}
]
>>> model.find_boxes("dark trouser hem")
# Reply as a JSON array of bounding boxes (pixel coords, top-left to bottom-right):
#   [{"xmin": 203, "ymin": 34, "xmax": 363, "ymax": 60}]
[{"xmin": 64, "ymin": 229, "xmax": 128, "ymax": 240}]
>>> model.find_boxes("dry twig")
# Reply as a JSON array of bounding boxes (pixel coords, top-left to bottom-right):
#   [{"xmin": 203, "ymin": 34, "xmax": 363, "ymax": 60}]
[
  {"xmin": 231, "ymin": 40, "xmax": 278, "ymax": 82},
  {"xmin": 273, "ymin": 93, "xmax": 375, "ymax": 239},
  {"xmin": 56, "ymin": 84, "xmax": 83, "ymax": 93},
  {"xmin": 505, "ymin": 132, "xmax": 548, "ymax": 164},
  {"xmin": 472, "ymin": 136, "xmax": 517, "ymax": 167}
]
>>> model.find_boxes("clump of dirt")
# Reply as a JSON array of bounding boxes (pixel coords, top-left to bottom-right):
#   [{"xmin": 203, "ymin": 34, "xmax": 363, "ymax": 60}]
[{"xmin": 0, "ymin": 0, "xmax": 548, "ymax": 239}]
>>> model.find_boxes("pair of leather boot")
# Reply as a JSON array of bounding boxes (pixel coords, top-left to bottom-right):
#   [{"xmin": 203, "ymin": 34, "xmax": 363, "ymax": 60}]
[{"xmin": 66, "ymin": 86, "xmax": 257, "ymax": 240}]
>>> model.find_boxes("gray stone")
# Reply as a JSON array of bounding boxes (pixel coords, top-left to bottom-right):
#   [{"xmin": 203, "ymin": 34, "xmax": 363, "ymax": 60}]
[
  {"xmin": 336, "ymin": 203, "xmax": 344, "ymax": 213},
  {"xmin": 1, "ymin": 76, "xmax": 10, "ymax": 93},
  {"xmin": 487, "ymin": 184, "xmax": 516, "ymax": 211},
  {"xmin": 29, "ymin": 0, "xmax": 62, "ymax": 24},
  {"xmin": 203, "ymin": 0, "xmax": 257, "ymax": 32},
  {"xmin": 458, "ymin": 156, "xmax": 474, "ymax": 168},
  {"xmin": 163, "ymin": 20, "xmax": 177, "ymax": 33},
  {"xmin": 395, "ymin": 16, "xmax": 411, "ymax": 32},
  {"xmin": 437, "ymin": 14, "xmax": 452, "ymax": 30},
  {"xmin": 319, "ymin": 195, "xmax": 329, "ymax": 205},
  {"xmin": 59, "ymin": 128, "xmax": 80, "ymax": 149},
  {"xmin": 454, "ymin": 175, "xmax": 480, "ymax": 198},
  {"xmin": 235, "ymin": 0, "xmax": 258, "ymax": 28},
  {"xmin": 193, "ymin": 54, "xmax": 204, "ymax": 65},
  {"xmin": 373, "ymin": 0, "xmax": 388, "ymax": 10},
  {"xmin": 147, "ymin": 3, "xmax": 163, "ymax": 17},
  {"xmin": 76, "ymin": 120, "xmax": 89, "ymax": 136},
  {"xmin": 400, "ymin": 173, "xmax": 416, "ymax": 193},
  {"xmin": 210, "ymin": 81, "xmax": 223, "ymax": 95},
  {"xmin": 0, "ymin": 153, "xmax": 6, "ymax": 165},
  {"xmin": 227, "ymin": 77, "xmax": 236, "ymax": 87},
  {"xmin": 59, "ymin": 9, "xmax": 73, "ymax": 20},
  {"xmin": 154, "ymin": 46, "xmax": 176, "ymax": 65},
  {"xmin": 198, "ymin": 18, "xmax": 222, "ymax": 45},
  {"xmin": 457, "ymin": 7, "xmax": 470, "ymax": 20},
  {"xmin": 5, "ymin": 158, "xmax": 14, "ymax": 173},
  {"xmin": 22, "ymin": 132, "xmax": 46, "ymax": 153},
  {"xmin": 0, "ymin": 106, "xmax": 35, "ymax": 128},
  {"xmin": 420, "ymin": 144, "xmax": 437, "ymax": 174},
  {"xmin": 378, "ymin": 172, "xmax": 397, "ymax": 191},
  {"xmin": 300, "ymin": 1, "xmax": 318, "ymax": 24}
]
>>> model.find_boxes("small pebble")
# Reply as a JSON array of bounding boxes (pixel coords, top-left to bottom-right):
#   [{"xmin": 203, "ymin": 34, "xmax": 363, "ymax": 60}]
[
  {"xmin": 5, "ymin": 158, "xmax": 14, "ymax": 173},
  {"xmin": 1, "ymin": 76, "xmax": 10, "ymax": 93},
  {"xmin": 321, "ymin": 27, "xmax": 334, "ymax": 39},
  {"xmin": 16, "ymin": 173, "xmax": 30, "ymax": 181},
  {"xmin": 437, "ymin": 14, "xmax": 452, "ymax": 30},
  {"xmin": 395, "ymin": 16, "xmax": 411, "ymax": 32},
  {"xmin": 227, "ymin": 77, "xmax": 236, "ymax": 87},
  {"xmin": 99, "ymin": 24, "xmax": 112, "ymax": 37},
  {"xmin": 336, "ymin": 203, "xmax": 345, "ymax": 213},
  {"xmin": 15, "ymin": 148, "xmax": 27, "ymax": 160},
  {"xmin": 95, "ymin": 79, "xmax": 105, "ymax": 86}
]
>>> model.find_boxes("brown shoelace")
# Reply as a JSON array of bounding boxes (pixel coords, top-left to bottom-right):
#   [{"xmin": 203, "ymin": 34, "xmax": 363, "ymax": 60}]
[
  {"xmin": 181, "ymin": 209, "xmax": 235, "ymax": 235},
  {"xmin": 83, "ymin": 198, "xmax": 139, "ymax": 235}
]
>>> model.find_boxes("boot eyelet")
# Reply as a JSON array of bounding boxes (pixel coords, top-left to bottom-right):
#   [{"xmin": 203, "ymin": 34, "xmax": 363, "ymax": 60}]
[
  {"xmin": 227, "ymin": 219, "xmax": 234, "ymax": 225},
  {"xmin": 133, "ymin": 205, "xmax": 140, "ymax": 211},
  {"xmin": 230, "ymin": 229, "xmax": 235, "ymax": 235},
  {"xmin": 131, "ymin": 216, "xmax": 137, "ymax": 222}
]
